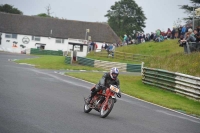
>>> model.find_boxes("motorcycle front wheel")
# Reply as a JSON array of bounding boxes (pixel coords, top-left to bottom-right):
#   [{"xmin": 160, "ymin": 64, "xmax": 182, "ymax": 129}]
[
  {"xmin": 84, "ymin": 103, "xmax": 92, "ymax": 113},
  {"xmin": 100, "ymin": 98, "xmax": 114, "ymax": 118}
]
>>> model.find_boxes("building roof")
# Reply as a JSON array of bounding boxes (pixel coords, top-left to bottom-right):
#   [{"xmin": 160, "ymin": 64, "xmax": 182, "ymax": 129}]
[{"xmin": 0, "ymin": 12, "xmax": 120, "ymax": 43}]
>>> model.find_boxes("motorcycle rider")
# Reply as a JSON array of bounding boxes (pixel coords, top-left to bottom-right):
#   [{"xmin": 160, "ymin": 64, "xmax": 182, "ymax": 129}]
[{"xmin": 87, "ymin": 67, "xmax": 121, "ymax": 104}]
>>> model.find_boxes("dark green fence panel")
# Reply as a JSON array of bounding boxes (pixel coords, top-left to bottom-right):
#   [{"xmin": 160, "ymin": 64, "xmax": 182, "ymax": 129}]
[
  {"xmin": 126, "ymin": 64, "xmax": 141, "ymax": 72},
  {"xmin": 65, "ymin": 56, "xmax": 71, "ymax": 64},
  {"xmin": 77, "ymin": 57, "xmax": 94, "ymax": 67},
  {"xmin": 30, "ymin": 48, "xmax": 63, "ymax": 56}
]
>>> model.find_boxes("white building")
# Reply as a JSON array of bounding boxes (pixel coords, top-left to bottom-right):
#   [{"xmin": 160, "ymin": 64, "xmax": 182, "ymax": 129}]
[{"xmin": 0, "ymin": 12, "xmax": 120, "ymax": 57}]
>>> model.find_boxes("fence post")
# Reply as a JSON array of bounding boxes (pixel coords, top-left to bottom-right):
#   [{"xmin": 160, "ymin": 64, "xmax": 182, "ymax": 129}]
[
  {"xmin": 141, "ymin": 62, "xmax": 144, "ymax": 75},
  {"xmin": 70, "ymin": 51, "xmax": 73, "ymax": 64}
]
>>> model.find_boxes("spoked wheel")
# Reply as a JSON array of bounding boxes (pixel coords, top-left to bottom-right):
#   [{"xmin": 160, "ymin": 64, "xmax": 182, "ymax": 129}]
[
  {"xmin": 100, "ymin": 98, "xmax": 114, "ymax": 118},
  {"xmin": 84, "ymin": 98, "xmax": 92, "ymax": 113}
]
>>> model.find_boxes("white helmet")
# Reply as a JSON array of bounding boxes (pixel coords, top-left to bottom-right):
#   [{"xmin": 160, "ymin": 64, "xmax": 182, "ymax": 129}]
[{"xmin": 110, "ymin": 67, "xmax": 119, "ymax": 80}]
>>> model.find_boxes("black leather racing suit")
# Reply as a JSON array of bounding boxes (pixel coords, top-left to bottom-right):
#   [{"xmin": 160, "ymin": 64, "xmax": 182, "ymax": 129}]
[{"xmin": 90, "ymin": 72, "xmax": 120, "ymax": 98}]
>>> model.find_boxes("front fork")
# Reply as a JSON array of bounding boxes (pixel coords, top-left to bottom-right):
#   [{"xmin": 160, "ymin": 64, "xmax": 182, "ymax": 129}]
[{"xmin": 103, "ymin": 92, "xmax": 115, "ymax": 110}]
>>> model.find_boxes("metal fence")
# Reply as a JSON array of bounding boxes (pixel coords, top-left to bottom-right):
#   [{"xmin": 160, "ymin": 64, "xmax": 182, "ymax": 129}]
[
  {"xmin": 92, "ymin": 50, "xmax": 148, "ymax": 62},
  {"xmin": 65, "ymin": 56, "xmax": 71, "ymax": 64},
  {"xmin": 142, "ymin": 67, "xmax": 200, "ymax": 101},
  {"xmin": 77, "ymin": 57, "xmax": 141, "ymax": 72},
  {"xmin": 30, "ymin": 48, "xmax": 63, "ymax": 56}
]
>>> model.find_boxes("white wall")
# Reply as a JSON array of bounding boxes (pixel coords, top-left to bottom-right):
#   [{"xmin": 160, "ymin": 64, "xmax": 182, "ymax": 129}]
[
  {"xmin": 95, "ymin": 42, "xmax": 103, "ymax": 52},
  {"xmin": 0, "ymin": 33, "xmax": 90, "ymax": 57}
]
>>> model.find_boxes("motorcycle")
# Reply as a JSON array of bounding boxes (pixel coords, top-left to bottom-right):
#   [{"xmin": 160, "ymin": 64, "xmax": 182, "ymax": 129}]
[{"xmin": 84, "ymin": 85, "xmax": 121, "ymax": 118}]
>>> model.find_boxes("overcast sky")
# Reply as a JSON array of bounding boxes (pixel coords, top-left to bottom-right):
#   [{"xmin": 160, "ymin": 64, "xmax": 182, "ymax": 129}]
[{"xmin": 1, "ymin": 0, "xmax": 192, "ymax": 33}]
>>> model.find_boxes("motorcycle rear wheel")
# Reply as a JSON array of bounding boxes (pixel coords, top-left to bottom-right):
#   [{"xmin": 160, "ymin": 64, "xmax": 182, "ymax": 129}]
[{"xmin": 100, "ymin": 98, "xmax": 114, "ymax": 118}]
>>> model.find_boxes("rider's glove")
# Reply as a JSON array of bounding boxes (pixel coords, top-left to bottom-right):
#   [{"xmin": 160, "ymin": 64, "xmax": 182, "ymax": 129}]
[
  {"xmin": 117, "ymin": 92, "xmax": 121, "ymax": 98},
  {"xmin": 100, "ymin": 85, "xmax": 106, "ymax": 90}
]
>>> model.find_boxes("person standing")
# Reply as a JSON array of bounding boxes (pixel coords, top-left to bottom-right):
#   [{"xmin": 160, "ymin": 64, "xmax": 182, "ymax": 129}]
[
  {"xmin": 90, "ymin": 41, "xmax": 95, "ymax": 51},
  {"xmin": 171, "ymin": 27, "xmax": 176, "ymax": 39},
  {"xmin": 178, "ymin": 26, "xmax": 182, "ymax": 38},
  {"xmin": 181, "ymin": 26, "xmax": 186, "ymax": 36},
  {"xmin": 102, "ymin": 42, "xmax": 105, "ymax": 49},
  {"xmin": 166, "ymin": 28, "xmax": 171, "ymax": 39},
  {"xmin": 123, "ymin": 34, "xmax": 128, "ymax": 45},
  {"xmin": 0, "ymin": 33, "xmax": 2, "ymax": 45}
]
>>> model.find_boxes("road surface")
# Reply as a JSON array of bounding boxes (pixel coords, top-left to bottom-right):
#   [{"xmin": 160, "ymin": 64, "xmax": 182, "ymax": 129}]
[{"xmin": 0, "ymin": 52, "xmax": 199, "ymax": 133}]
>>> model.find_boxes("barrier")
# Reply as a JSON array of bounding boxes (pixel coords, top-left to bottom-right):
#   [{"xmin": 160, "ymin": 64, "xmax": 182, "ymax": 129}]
[
  {"xmin": 77, "ymin": 57, "xmax": 141, "ymax": 72},
  {"xmin": 92, "ymin": 50, "xmax": 148, "ymax": 62},
  {"xmin": 65, "ymin": 56, "xmax": 71, "ymax": 64},
  {"xmin": 77, "ymin": 57, "xmax": 95, "ymax": 67},
  {"xmin": 142, "ymin": 67, "xmax": 200, "ymax": 100},
  {"xmin": 30, "ymin": 48, "xmax": 63, "ymax": 56}
]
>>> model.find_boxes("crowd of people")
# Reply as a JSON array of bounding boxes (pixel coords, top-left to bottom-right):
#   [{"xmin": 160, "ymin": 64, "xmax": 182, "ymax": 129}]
[
  {"xmin": 134, "ymin": 25, "xmax": 195, "ymax": 44},
  {"xmin": 123, "ymin": 24, "xmax": 200, "ymax": 53},
  {"xmin": 88, "ymin": 24, "xmax": 200, "ymax": 55}
]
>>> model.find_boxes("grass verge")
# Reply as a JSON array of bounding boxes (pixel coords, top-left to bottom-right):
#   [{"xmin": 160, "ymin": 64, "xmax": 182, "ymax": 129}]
[
  {"xmin": 116, "ymin": 39, "xmax": 183, "ymax": 56},
  {"xmin": 144, "ymin": 52, "xmax": 200, "ymax": 77},
  {"xmin": 87, "ymin": 40, "xmax": 200, "ymax": 76},
  {"xmin": 66, "ymin": 72, "xmax": 200, "ymax": 117},
  {"xmin": 15, "ymin": 55, "xmax": 103, "ymax": 71}
]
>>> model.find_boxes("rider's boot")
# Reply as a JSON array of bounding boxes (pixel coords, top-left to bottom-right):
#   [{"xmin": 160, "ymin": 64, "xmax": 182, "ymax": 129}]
[{"xmin": 86, "ymin": 89, "xmax": 97, "ymax": 104}]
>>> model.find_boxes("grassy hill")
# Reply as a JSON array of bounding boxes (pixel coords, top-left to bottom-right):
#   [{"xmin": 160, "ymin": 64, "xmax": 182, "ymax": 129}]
[{"xmin": 87, "ymin": 40, "xmax": 200, "ymax": 77}]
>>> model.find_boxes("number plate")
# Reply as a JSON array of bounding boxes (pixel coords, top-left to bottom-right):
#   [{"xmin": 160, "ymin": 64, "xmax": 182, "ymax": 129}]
[{"xmin": 110, "ymin": 85, "xmax": 119, "ymax": 93}]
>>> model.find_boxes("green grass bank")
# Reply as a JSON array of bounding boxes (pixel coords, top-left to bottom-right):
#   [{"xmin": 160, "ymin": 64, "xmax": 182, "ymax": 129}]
[{"xmin": 87, "ymin": 40, "xmax": 200, "ymax": 76}]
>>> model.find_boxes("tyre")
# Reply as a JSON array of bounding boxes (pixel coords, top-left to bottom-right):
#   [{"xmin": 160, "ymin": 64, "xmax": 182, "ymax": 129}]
[
  {"xmin": 84, "ymin": 103, "xmax": 92, "ymax": 113},
  {"xmin": 100, "ymin": 98, "xmax": 114, "ymax": 118}
]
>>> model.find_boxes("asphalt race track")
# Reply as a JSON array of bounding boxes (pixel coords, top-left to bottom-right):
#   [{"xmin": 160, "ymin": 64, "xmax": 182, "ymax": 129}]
[{"xmin": 0, "ymin": 52, "xmax": 199, "ymax": 133}]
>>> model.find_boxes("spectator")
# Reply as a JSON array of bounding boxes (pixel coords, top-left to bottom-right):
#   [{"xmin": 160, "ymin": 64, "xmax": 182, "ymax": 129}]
[
  {"xmin": 187, "ymin": 29, "xmax": 196, "ymax": 42},
  {"xmin": 171, "ymin": 27, "xmax": 176, "ymax": 39},
  {"xmin": 180, "ymin": 29, "xmax": 196, "ymax": 53},
  {"xmin": 185, "ymin": 25, "xmax": 189, "ymax": 33},
  {"xmin": 123, "ymin": 34, "xmax": 128, "ymax": 45},
  {"xmin": 178, "ymin": 26, "xmax": 182, "ymax": 38},
  {"xmin": 141, "ymin": 33, "xmax": 145, "ymax": 43},
  {"xmin": 181, "ymin": 26, "xmax": 186, "ymax": 36},
  {"xmin": 90, "ymin": 41, "xmax": 95, "ymax": 51},
  {"xmin": 197, "ymin": 26, "xmax": 200, "ymax": 33},
  {"xmin": 166, "ymin": 28, "xmax": 171, "ymax": 39},
  {"xmin": 150, "ymin": 32, "xmax": 154, "ymax": 40},
  {"xmin": 175, "ymin": 27, "xmax": 179, "ymax": 38},
  {"xmin": 107, "ymin": 44, "xmax": 115, "ymax": 57},
  {"xmin": 145, "ymin": 33, "xmax": 150, "ymax": 41},
  {"xmin": 156, "ymin": 29, "xmax": 161, "ymax": 38},
  {"xmin": 0, "ymin": 33, "xmax": 1, "ymax": 45},
  {"xmin": 137, "ymin": 33, "xmax": 141, "ymax": 44},
  {"xmin": 94, "ymin": 42, "xmax": 98, "ymax": 51},
  {"xmin": 161, "ymin": 31, "xmax": 167, "ymax": 39},
  {"xmin": 194, "ymin": 29, "xmax": 200, "ymax": 42},
  {"xmin": 105, "ymin": 43, "xmax": 108, "ymax": 49},
  {"xmin": 194, "ymin": 29, "xmax": 200, "ymax": 51},
  {"xmin": 128, "ymin": 35, "xmax": 132, "ymax": 44},
  {"xmin": 102, "ymin": 42, "xmax": 106, "ymax": 49}
]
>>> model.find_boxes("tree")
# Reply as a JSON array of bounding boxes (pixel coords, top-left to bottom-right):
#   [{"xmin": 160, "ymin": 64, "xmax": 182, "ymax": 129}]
[
  {"xmin": 105, "ymin": 0, "xmax": 146, "ymax": 38},
  {"xmin": 36, "ymin": 5, "xmax": 54, "ymax": 18},
  {"xmin": 180, "ymin": 0, "xmax": 200, "ymax": 20},
  {"xmin": 180, "ymin": 0, "xmax": 200, "ymax": 28},
  {"xmin": 173, "ymin": 18, "xmax": 182, "ymax": 28},
  {"xmin": 45, "ymin": 4, "xmax": 53, "ymax": 16},
  {"xmin": 37, "ymin": 13, "xmax": 51, "ymax": 18},
  {"xmin": 0, "ymin": 4, "xmax": 23, "ymax": 14}
]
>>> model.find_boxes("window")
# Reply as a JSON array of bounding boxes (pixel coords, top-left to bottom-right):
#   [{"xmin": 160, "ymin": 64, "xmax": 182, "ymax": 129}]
[
  {"xmin": 32, "ymin": 36, "xmax": 41, "ymax": 41},
  {"xmin": 5, "ymin": 33, "xmax": 17, "ymax": 39},
  {"xmin": 56, "ymin": 39, "xmax": 64, "ymax": 43}
]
